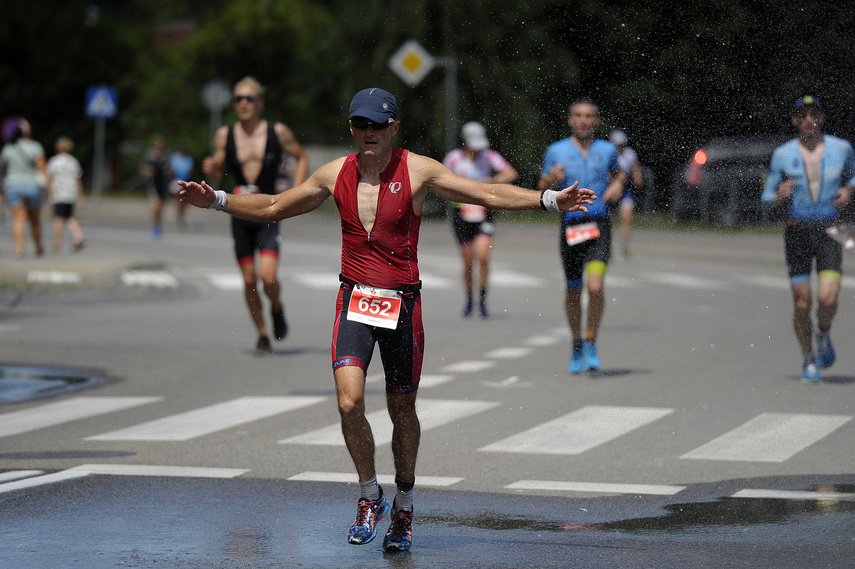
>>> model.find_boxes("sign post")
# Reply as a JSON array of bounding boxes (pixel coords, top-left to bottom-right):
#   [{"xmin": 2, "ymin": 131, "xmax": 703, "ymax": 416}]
[
  {"xmin": 85, "ymin": 86, "xmax": 118, "ymax": 199},
  {"xmin": 201, "ymin": 80, "xmax": 232, "ymax": 154},
  {"xmin": 389, "ymin": 40, "xmax": 457, "ymax": 152}
]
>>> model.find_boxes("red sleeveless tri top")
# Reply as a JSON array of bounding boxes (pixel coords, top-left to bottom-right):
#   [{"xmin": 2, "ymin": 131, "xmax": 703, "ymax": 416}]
[{"xmin": 333, "ymin": 149, "xmax": 421, "ymax": 289}]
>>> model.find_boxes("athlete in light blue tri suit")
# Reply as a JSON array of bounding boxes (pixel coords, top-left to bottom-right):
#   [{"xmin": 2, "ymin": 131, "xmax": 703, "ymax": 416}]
[
  {"xmin": 539, "ymin": 98, "xmax": 625, "ymax": 374},
  {"xmin": 762, "ymin": 95, "xmax": 855, "ymax": 382}
]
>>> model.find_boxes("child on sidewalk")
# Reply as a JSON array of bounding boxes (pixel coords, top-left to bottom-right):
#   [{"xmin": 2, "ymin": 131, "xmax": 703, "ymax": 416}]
[{"xmin": 47, "ymin": 136, "xmax": 86, "ymax": 252}]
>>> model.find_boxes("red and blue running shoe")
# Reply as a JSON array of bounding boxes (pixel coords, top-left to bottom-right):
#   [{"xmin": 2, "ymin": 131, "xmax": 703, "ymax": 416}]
[
  {"xmin": 383, "ymin": 506, "xmax": 413, "ymax": 552},
  {"xmin": 347, "ymin": 488, "xmax": 390, "ymax": 545}
]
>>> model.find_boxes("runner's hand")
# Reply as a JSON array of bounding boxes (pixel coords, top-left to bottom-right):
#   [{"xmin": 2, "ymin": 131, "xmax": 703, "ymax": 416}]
[
  {"xmin": 556, "ymin": 181, "xmax": 595, "ymax": 213},
  {"xmin": 177, "ymin": 180, "xmax": 216, "ymax": 209}
]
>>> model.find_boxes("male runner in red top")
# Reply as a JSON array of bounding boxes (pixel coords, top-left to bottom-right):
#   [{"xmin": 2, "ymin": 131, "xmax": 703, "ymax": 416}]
[{"xmin": 179, "ymin": 87, "xmax": 594, "ymax": 552}]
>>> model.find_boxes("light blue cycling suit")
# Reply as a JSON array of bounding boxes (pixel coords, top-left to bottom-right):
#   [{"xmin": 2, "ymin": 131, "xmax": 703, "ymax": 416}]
[
  {"xmin": 542, "ymin": 138, "xmax": 620, "ymax": 223},
  {"xmin": 762, "ymin": 135, "xmax": 855, "ymax": 224}
]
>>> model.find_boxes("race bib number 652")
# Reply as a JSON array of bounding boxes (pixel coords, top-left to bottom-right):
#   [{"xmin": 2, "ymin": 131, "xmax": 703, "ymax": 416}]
[{"xmin": 346, "ymin": 285, "xmax": 402, "ymax": 329}]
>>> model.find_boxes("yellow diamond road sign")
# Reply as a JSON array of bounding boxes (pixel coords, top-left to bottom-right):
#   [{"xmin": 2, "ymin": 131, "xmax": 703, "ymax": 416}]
[{"xmin": 389, "ymin": 40, "xmax": 435, "ymax": 87}]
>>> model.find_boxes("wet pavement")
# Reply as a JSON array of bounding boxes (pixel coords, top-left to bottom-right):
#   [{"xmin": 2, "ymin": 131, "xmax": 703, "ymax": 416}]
[
  {"xmin": 2, "ymin": 474, "xmax": 853, "ymax": 568},
  {"xmin": 2, "ymin": 198, "xmax": 854, "ymax": 567}
]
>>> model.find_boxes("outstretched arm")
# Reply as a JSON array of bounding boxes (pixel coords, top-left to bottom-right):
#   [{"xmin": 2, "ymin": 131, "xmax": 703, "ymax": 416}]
[
  {"xmin": 410, "ymin": 153, "xmax": 595, "ymax": 213},
  {"xmin": 178, "ymin": 158, "xmax": 342, "ymax": 222}
]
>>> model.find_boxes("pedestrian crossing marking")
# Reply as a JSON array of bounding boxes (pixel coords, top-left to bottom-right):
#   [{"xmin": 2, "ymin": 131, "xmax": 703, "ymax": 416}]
[
  {"xmin": 26, "ymin": 271, "xmax": 82, "ymax": 284},
  {"xmin": 506, "ymin": 480, "xmax": 686, "ymax": 496},
  {"xmin": 0, "ymin": 470, "xmax": 45, "ymax": 483},
  {"xmin": 680, "ymin": 412, "xmax": 852, "ymax": 463},
  {"xmin": 731, "ymin": 488, "xmax": 855, "ymax": 501},
  {"xmin": 279, "ymin": 399, "xmax": 500, "ymax": 446},
  {"xmin": 640, "ymin": 271, "xmax": 730, "ymax": 290},
  {"xmin": 85, "ymin": 396, "xmax": 326, "ymax": 441},
  {"xmin": 522, "ymin": 335, "xmax": 563, "ymax": 347},
  {"xmin": 440, "ymin": 360, "xmax": 496, "ymax": 373},
  {"xmin": 69, "ymin": 464, "xmax": 249, "ymax": 478},
  {"xmin": 121, "ymin": 270, "xmax": 179, "ymax": 289},
  {"xmin": 0, "ymin": 469, "xmax": 92, "ymax": 495},
  {"xmin": 484, "ymin": 347, "xmax": 532, "ymax": 359},
  {"xmin": 287, "ymin": 471, "xmax": 463, "ymax": 487},
  {"xmin": 0, "ymin": 396, "xmax": 163, "ymax": 438},
  {"xmin": 489, "ymin": 270, "xmax": 545, "ymax": 288},
  {"xmin": 479, "ymin": 405, "xmax": 674, "ymax": 455}
]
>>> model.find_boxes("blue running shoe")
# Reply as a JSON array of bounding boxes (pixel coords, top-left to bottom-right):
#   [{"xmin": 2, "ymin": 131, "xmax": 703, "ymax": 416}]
[
  {"xmin": 479, "ymin": 299, "xmax": 489, "ymax": 319},
  {"xmin": 816, "ymin": 333, "xmax": 836, "ymax": 369},
  {"xmin": 582, "ymin": 340, "xmax": 600, "ymax": 372},
  {"xmin": 569, "ymin": 342, "xmax": 584, "ymax": 374},
  {"xmin": 802, "ymin": 359, "xmax": 822, "ymax": 383},
  {"xmin": 348, "ymin": 488, "xmax": 390, "ymax": 545},
  {"xmin": 383, "ymin": 506, "xmax": 414, "ymax": 552}
]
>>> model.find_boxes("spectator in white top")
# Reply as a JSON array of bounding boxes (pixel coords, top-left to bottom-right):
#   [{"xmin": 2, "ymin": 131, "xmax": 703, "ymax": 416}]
[{"xmin": 47, "ymin": 136, "xmax": 86, "ymax": 252}]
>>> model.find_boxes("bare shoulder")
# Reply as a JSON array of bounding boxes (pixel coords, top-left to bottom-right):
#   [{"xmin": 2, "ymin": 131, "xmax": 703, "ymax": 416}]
[
  {"xmin": 405, "ymin": 151, "xmax": 447, "ymax": 189},
  {"xmin": 274, "ymin": 122, "xmax": 296, "ymax": 139},
  {"xmin": 313, "ymin": 156, "xmax": 348, "ymax": 190}
]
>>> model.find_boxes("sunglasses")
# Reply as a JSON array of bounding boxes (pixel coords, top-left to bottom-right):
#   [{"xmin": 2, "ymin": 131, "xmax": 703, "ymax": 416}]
[
  {"xmin": 350, "ymin": 117, "xmax": 392, "ymax": 130},
  {"xmin": 233, "ymin": 94, "xmax": 259, "ymax": 103}
]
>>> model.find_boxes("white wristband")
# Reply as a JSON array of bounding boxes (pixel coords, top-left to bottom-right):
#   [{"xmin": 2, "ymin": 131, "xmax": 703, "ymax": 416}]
[
  {"xmin": 208, "ymin": 189, "xmax": 228, "ymax": 211},
  {"xmin": 540, "ymin": 189, "xmax": 560, "ymax": 212}
]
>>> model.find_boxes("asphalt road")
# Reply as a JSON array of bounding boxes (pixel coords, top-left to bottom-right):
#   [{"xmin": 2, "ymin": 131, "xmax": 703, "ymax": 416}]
[{"xmin": 0, "ymin": 198, "xmax": 853, "ymax": 567}]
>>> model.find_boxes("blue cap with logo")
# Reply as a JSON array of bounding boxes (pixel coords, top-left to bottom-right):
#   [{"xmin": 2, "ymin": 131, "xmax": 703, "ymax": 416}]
[
  {"xmin": 349, "ymin": 88, "xmax": 397, "ymax": 123},
  {"xmin": 794, "ymin": 95, "xmax": 822, "ymax": 111}
]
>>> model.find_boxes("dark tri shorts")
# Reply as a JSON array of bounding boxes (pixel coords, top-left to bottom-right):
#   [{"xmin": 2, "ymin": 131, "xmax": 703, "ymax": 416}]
[
  {"xmin": 559, "ymin": 217, "xmax": 612, "ymax": 289},
  {"xmin": 331, "ymin": 281, "xmax": 425, "ymax": 393},
  {"xmin": 784, "ymin": 223, "xmax": 843, "ymax": 284},
  {"xmin": 231, "ymin": 216, "xmax": 280, "ymax": 265},
  {"xmin": 451, "ymin": 207, "xmax": 495, "ymax": 245},
  {"xmin": 53, "ymin": 203, "xmax": 76, "ymax": 219}
]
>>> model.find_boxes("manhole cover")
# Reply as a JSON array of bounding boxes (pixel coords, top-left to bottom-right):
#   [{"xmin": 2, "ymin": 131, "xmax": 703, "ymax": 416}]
[{"xmin": 0, "ymin": 365, "xmax": 113, "ymax": 404}]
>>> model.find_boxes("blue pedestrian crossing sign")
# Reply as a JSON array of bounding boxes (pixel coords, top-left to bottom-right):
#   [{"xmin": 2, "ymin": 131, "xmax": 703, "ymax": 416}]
[{"xmin": 85, "ymin": 86, "xmax": 118, "ymax": 119}]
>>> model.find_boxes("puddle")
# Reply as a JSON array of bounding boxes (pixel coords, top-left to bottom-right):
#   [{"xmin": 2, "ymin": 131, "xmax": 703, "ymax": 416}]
[
  {"xmin": 424, "ymin": 486, "xmax": 855, "ymax": 537},
  {"xmin": 0, "ymin": 365, "xmax": 113, "ymax": 404}
]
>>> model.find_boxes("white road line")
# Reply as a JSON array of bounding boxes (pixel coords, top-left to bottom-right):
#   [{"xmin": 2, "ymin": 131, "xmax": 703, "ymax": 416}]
[
  {"xmin": 681, "ymin": 412, "xmax": 852, "ymax": 463},
  {"xmin": 440, "ymin": 360, "xmax": 496, "ymax": 373},
  {"xmin": 522, "ymin": 335, "xmax": 563, "ymax": 347},
  {"xmin": 641, "ymin": 271, "xmax": 730, "ymax": 290},
  {"xmin": 0, "ymin": 470, "xmax": 45, "ymax": 483},
  {"xmin": 280, "ymin": 399, "xmax": 500, "ymax": 446},
  {"xmin": 418, "ymin": 374, "xmax": 456, "ymax": 389},
  {"xmin": 739, "ymin": 275, "xmax": 790, "ymax": 289},
  {"xmin": 0, "ymin": 396, "xmax": 163, "ymax": 438},
  {"xmin": 26, "ymin": 270, "xmax": 82, "ymax": 284},
  {"xmin": 731, "ymin": 488, "xmax": 855, "ymax": 501},
  {"xmin": 69, "ymin": 464, "xmax": 249, "ymax": 478},
  {"xmin": 207, "ymin": 272, "xmax": 243, "ymax": 290},
  {"xmin": 489, "ymin": 270, "xmax": 545, "ymax": 288},
  {"xmin": 479, "ymin": 405, "xmax": 674, "ymax": 455},
  {"xmin": 287, "ymin": 472, "xmax": 463, "ymax": 487},
  {"xmin": 484, "ymin": 347, "xmax": 532, "ymax": 359},
  {"xmin": 506, "ymin": 480, "xmax": 686, "ymax": 496},
  {"xmin": 366, "ymin": 373, "xmax": 455, "ymax": 388},
  {"xmin": 121, "ymin": 270, "xmax": 179, "ymax": 289},
  {"xmin": 0, "ymin": 469, "xmax": 91, "ymax": 494},
  {"xmin": 86, "ymin": 396, "xmax": 326, "ymax": 441}
]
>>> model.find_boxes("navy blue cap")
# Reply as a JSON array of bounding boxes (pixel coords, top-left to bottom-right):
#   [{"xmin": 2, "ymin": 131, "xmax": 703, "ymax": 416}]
[
  {"xmin": 349, "ymin": 88, "xmax": 397, "ymax": 123},
  {"xmin": 794, "ymin": 95, "xmax": 822, "ymax": 111}
]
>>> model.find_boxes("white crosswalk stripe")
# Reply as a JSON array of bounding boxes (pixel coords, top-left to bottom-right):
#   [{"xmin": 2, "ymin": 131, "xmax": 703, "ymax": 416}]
[
  {"xmin": 479, "ymin": 405, "xmax": 674, "ymax": 455},
  {"xmin": 0, "ymin": 396, "xmax": 162, "ymax": 438},
  {"xmin": 279, "ymin": 399, "xmax": 500, "ymax": 446},
  {"xmin": 86, "ymin": 396, "xmax": 327, "ymax": 441},
  {"xmin": 680, "ymin": 412, "xmax": 853, "ymax": 463}
]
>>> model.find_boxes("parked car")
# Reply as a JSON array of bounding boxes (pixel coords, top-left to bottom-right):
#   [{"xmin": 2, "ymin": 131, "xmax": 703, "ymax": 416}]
[{"xmin": 670, "ymin": 135, "xmax": 790, "ymax": 225}]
